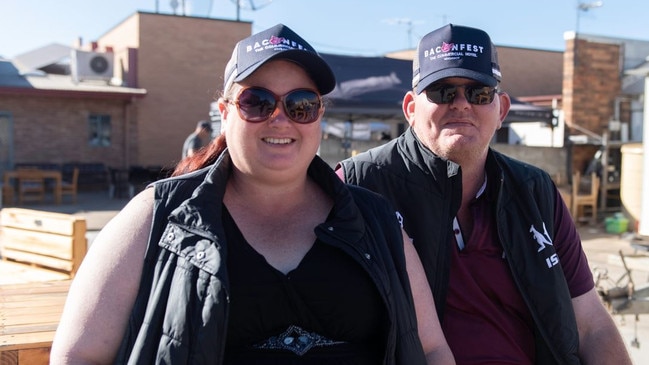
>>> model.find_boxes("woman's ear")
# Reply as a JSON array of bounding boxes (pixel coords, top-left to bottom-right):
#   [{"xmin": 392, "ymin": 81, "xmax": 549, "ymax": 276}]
[{"xmin": 217, "ymin": 98, "xmax": 229, "ymax": 133}]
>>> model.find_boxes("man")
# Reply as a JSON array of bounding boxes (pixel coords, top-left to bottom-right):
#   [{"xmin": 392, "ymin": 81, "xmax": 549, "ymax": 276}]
[
  {"xmin": 337, "ymin": 24, "xmax": 631, "ymax": 364},
  {"xmin": 181, "ymin": 120, "xmax": 213, "ymax": 158}
]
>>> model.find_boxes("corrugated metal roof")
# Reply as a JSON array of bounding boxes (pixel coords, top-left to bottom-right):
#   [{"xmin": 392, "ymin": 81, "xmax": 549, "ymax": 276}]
[
  {"xmin": 623, "ymin": 59, "xmax": 649, "ymax": 95},
  {"xmin": 0, "ymin": 59, "xmax": 146, "ymax": 96},
  {"xmin": 0, "ymin": 60, "xmax": 32, "ymax": 87},
  {"xmin": 497, "ymin": 46, "xmax": 564, "ymax": 98},
  {"xmin": 12, "ymin": 43, "xmax": 72, "ymax": 73}
]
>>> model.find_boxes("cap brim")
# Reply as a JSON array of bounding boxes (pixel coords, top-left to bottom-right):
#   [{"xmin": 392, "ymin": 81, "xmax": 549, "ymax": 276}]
[
  {"xmin": 233, "ymin": 50, "xmax": 336, "ymax": 95},
  {"xmin": 416, "ymin": 68, "xmax": 498, "ymax": 94}
]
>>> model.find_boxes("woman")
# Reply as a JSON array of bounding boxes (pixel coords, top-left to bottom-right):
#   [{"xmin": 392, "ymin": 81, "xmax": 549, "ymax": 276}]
[{"xmin": 50, "ymin": 24, "xmax": 454, "ymax": 365}]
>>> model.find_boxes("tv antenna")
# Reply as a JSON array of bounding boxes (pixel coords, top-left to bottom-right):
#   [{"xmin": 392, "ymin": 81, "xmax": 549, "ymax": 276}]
[
  {"xmin": 230, "ymin": 0, "xmax": 273, "ymax": 21},
  {"xmin": 383, "ymin": 18, "xmax": 424, "ymax": 49},
  {"xmin": 169, "ymin": 0, "xmax": 187, "ymax": 15}
]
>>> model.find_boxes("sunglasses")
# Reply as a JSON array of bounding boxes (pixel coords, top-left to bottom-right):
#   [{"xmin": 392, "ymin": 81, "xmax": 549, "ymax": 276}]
[
  {"xmin": 425, "ymin": 83, "xmax": 498, "ymax": 105},
  {"xmin": 229, "ymin": 87, "xmax": 323, "ymax": 124}
]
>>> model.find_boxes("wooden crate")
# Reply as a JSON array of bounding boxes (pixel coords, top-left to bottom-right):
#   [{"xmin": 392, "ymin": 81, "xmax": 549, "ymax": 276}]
[
  {"xmin": 0, "ymin": 208, "xmax": 87, "ymax": 364},
  {"xmin": 0, "ymin": 208, "xmax": 87, "ymax": 285}
]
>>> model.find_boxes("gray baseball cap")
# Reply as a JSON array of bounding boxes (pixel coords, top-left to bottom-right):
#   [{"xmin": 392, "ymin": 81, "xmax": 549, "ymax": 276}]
[{"xmin": 223, "ymin": 24, "xmax": 336, "ymax": 95}]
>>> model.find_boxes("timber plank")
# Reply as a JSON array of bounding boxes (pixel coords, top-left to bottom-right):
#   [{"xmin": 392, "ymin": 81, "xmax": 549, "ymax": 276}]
[{"xmin": 0, "ymin": 280, "xmax": 70, "ymax": 363}]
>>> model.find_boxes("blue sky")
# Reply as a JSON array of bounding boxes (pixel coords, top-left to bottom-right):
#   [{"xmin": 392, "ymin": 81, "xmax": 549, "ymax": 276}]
[{"xmin": 1, "ymin": 0, "xmax": 646, "ymax": 59}]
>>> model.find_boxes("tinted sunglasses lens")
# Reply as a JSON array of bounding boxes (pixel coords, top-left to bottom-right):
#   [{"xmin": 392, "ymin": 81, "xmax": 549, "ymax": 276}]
[
  {"xmin": 284, "ymin": 90, "xmax": 321, "ymax": 124},
  {"xmin": 237, "ymin": 88, "xmax": 276, "ymax": 122},
  {"xmin": 425, "ymin": 84, "xmax": 496, "ymax": 105},
  {"xmin": 466, "ymin": 85, "xmax": 496, "ymax": 105},
  {"xmin": 426, "ymin": 85, "xmax": 456, "ymax": 104}
]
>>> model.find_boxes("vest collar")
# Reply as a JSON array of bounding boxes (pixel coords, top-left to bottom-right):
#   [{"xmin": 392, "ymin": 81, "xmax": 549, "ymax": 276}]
[{"xmin": 168, "ymin": 151, "xmax": 367, "ymax": 244}]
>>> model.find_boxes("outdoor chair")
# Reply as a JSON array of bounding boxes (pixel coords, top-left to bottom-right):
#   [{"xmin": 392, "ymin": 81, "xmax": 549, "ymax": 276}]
[
  {"xmin": 572, "ymin": 171, "xmax": 600, "ymax": 225},
  {"xmin": 61, "ymin": 167, "xmax": 79, "ymax": 203},
  {"xmin": 16, "ymin": 169, "xmax": 46, "ymax": 204}
]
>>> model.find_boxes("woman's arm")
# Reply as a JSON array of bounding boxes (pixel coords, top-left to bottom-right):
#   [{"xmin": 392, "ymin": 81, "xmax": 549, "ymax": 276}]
[
  {"xmin": 403, "ymin": 230, "xmax": 456, "ymax": 365},
  {"xmin": 573, "ymin": 288, "xmax": 632, "ymax": 364},
  {"xmin": 50, "ymin": 188, "xmax": 155, "ymax": 365}
]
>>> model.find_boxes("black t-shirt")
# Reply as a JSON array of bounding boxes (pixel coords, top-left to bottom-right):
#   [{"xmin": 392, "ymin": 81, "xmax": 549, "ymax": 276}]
[{"xmin": 223, "ymin": 206, "xmax": 386, "ymax": 364}]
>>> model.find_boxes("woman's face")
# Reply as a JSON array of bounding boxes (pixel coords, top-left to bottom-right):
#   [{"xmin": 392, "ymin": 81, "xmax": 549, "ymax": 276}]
[{"xmin": 219, "ymin": 59, "xmax": 323, "ymax": 182}]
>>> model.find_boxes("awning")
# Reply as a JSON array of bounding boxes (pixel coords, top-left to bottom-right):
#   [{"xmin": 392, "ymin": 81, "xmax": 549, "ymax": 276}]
[{"xmin": 321, "ymin": 53, "xmax": 554, "ymax": 125}]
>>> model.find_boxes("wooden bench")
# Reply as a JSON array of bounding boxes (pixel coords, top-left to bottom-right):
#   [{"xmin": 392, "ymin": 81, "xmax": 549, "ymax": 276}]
[
  {"xmin": 0, "ymin": 208, "xmax": 87, "ymax": 285},
  {"xmin": 0, "ymin": 208, "xmax": 87, "ymax": 364},
  {"xmin": 0, "ymin": 280, "xmax": 71, "ymax": 365}
]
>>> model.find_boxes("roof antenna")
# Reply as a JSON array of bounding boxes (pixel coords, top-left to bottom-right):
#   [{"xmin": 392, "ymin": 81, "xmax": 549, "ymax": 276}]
[
  {"xmin": 231, "ymin": 0, "xmax": 273, "ymax": 21},
  {"xmin": 382, "ymin": 18, "xmax": 424, "ymax": 49},
  {"xmin": 169, "ymin": 0, "xmax": 186, "ymax": 15}
]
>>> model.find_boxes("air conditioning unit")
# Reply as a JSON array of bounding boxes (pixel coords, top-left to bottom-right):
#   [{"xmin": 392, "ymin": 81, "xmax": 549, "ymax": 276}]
[{"xmin": 71, "ymin": 50, "xmax": 114, "ymax": 83}]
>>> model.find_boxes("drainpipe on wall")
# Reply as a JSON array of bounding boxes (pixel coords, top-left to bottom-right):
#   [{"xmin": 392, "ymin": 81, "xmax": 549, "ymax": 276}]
[
  {"xmin": 639, "ymin": 76, "xmax": 649, "ymax": 236},
  {"xmin": 613, "ymin": 96, "xmax": 632, "ymax": 142},
  {"xmin": 124, "ymin": 97, "xmax": 135, "ymax": 169}
]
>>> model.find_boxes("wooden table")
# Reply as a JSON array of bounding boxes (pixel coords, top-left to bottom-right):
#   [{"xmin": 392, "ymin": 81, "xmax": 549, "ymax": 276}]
[
  {"xmin": 0, "ymin": 280, "xmax": 71, "ymax": 365},
  {"xmin": 3, "ymin": 170, "xmax": 62, "ymax": 205}
]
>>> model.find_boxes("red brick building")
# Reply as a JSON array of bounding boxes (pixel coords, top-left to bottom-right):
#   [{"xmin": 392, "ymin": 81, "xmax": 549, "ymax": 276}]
[
  {"xmin": 0, "ymin": 13, "xmax": 647, "ymax": 200},
  {"xmin": 0, "ymin": 12, "xmax": 249, "ymax": 178},
  {"xmin": 96, "ymin": 12, "xmax": 250, "ymax": 168}
]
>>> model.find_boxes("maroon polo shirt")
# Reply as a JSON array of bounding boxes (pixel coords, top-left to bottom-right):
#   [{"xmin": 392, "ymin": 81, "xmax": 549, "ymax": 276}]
[{"xmin": 443, "ymin": 184, "xmax": 593, "ymax": 364}]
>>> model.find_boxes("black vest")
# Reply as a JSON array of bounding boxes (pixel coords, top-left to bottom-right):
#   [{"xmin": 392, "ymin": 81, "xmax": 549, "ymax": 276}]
[
  {"xmin": 339, "ymin": 128, "xmax": 581, "ymax": 364},
  {"xmin": 115, "ymin": 152, "xmax": 428, "ymax": 365}
]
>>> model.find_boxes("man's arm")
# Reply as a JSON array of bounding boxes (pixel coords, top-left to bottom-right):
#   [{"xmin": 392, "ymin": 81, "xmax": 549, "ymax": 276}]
[{"xmin": 573, "ymin": 288, "xmax": 632, "ymax": 364}]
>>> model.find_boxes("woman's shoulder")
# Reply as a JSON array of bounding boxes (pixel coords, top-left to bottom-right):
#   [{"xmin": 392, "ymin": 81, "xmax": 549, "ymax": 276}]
[
  {"xmin": 346, "ymin": 183, "xmax": 390, "ymax": 205},
  {"xmin": 345, "ymin": 184, "xmax": 400, "ymax": 225}
]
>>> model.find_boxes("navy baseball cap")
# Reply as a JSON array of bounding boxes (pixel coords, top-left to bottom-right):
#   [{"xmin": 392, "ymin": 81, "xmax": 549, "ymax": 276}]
[
  {"xmin": 223, "ymin": 24, "xmax": 336, "ymax": 95},
  {"xmin": 412, "ymin": 24, "xmax": 502, "ymax": 94}
]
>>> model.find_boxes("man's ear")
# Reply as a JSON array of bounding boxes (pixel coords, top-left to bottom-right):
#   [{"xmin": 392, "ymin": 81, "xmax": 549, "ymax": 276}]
[
  {"xmin": 498, "ymin": 92, "xmax": 511, "ymax": 129},
  {"xmin": 402, "ymin": 91, "xmax": 417, "ymax": 126}
]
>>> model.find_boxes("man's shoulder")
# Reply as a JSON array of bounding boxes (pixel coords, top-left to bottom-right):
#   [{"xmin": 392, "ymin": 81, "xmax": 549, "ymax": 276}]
[
  {"xmin": 337, "ymin": 142, "xmax": 419, "ymax": 193},
  {"xmin": 340, "ymin": 138, "xmax": 400, "ymax": 169},
  {"xmin": 489, "ymin": 149, "xmax": 555, "ymax": 198},
  {"xmin": 491, "ymin": 149, "xmax": 548, "ymax": 177}
]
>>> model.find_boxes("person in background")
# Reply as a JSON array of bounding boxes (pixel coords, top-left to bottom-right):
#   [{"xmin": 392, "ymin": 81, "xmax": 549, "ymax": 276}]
[
  {"xmin": 337, "ymin": 23, "xmax": 632, "ymax": 364},
  {"xmin": 181, "ymin": 120, "xmax": 213, "ymax": 158},
  {"xmin": 50, "ymin": 24, "xmax": 454, "ymax": 365}
]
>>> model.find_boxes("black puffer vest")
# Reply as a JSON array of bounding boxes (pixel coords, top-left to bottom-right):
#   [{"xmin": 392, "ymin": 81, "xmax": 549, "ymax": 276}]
[
  {"xmin": 114, "ymin": 152, "xmax": 428, "ymax": 365},
  {"xmin": 339, "ymin": 128, "xmax": 581, "ymax": 364}
]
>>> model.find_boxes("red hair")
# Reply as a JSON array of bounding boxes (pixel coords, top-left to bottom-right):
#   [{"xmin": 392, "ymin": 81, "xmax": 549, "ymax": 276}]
[{"xmin": 172, "ymin": 133, "xmax": 227, "ymax": 176}]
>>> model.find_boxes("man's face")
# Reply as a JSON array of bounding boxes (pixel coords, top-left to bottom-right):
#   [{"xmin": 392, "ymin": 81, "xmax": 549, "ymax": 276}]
[{"xmin": 403, "ymin": 77, "xmax": 510, "ymax": 165}]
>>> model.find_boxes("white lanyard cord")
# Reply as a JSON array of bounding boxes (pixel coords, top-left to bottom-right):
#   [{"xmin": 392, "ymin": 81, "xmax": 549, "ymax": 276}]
[{"xmin": 453, "ymin": 174, "xmax": 487, "ymax": 251}]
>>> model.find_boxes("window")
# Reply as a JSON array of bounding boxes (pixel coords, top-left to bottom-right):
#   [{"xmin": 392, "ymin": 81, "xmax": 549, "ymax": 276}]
[{"xmin": 88, "ymin": 114, "xmax": 111, "ymax": 147}]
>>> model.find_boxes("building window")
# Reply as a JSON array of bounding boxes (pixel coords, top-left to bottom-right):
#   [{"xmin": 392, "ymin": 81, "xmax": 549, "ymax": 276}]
[{"xmin": 89, "ymin": 114, "xmax": 111, "ymax": 147}]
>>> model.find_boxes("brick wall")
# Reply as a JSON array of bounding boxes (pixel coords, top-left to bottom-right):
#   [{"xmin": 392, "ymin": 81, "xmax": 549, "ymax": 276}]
[
  {"xmin": 0, "ymin": 14, "xmax": 251, "ymax": 173},
  {"xmin": 99, "ymin": 13, "xmax": 251, "ymax": 168},
  {"xmin": 564, "ymin": 37, "xmax": 621, "ymax": 132},
  {"xmin": 563, "ymin": 37, "xmax": 622, "ymax": 175},
  {"xmin": 0, "ymin": 95, "xmax": 131, "ymax": 167}
]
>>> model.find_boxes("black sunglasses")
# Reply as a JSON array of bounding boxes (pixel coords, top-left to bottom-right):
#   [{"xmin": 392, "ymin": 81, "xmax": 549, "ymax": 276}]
[
  {"xmin": 229, "ymin": 87, "xmax": 323, "ymax": 124},
  {"xmin": 425, "ymin": 83, "xmax": 498, "ymax": 105}
]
